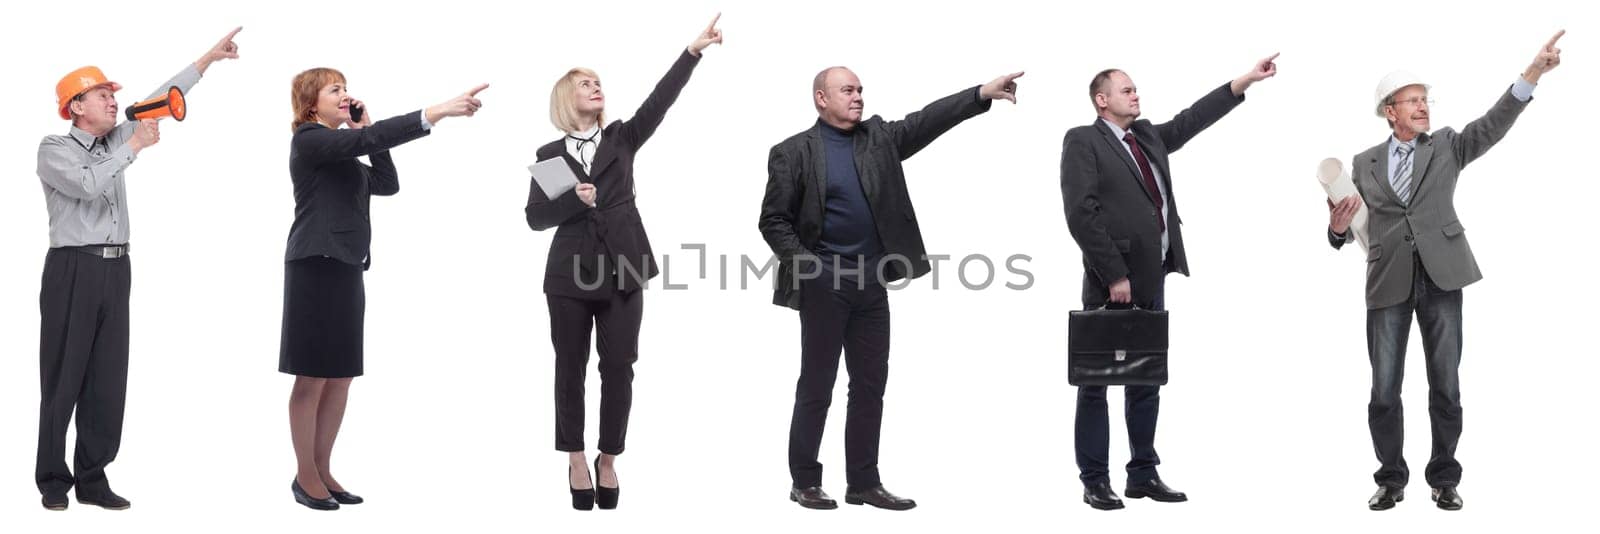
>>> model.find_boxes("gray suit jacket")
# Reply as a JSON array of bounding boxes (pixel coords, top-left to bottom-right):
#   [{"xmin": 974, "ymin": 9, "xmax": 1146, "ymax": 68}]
[{"xmin": 1332, "ymin": 86, "xmax": 1530, "ymax": 309}]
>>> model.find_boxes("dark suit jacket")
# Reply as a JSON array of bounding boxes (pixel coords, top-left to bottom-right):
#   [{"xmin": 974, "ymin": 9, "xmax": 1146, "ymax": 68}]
[
  {"xmin": 1061, "ymin": 83, "xmax": 1243, "ymax": 305},
  {"xmin": 525, "ymin": 50, "xmax": 700, "ymax": 299},
  {"xmin": 759, "ymin": 86, "xmax": 992, "ymax": 309},
  {"xmin": 285, "ymin": 110, "xmax": 430, "ymax": 270}
]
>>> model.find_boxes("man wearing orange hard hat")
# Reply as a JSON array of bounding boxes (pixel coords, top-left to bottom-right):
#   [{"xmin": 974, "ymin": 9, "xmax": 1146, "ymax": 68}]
[
  {"xmin": 1325, "ymin": 30, "xmax": 1565, "ymax": 513},
  {"xmin": 33, "ymin": 27, "xmax": 241, "ymax": 512}
]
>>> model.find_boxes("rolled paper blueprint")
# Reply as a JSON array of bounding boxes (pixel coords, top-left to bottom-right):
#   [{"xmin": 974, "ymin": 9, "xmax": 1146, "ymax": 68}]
[{"xmin": 1317, "ymin": 158, "xmax": 1369, "ymax": 253}]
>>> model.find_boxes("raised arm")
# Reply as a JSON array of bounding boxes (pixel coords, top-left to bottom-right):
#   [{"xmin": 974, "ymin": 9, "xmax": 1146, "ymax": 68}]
[
  {"xmin": 193, "ymin": 26, "xmax": 241, "ymax": 76},
  {"xmin": 616, "ymin": 14, "xmax": 721, "ymax": 149},
  {"xmin": 1154, "ymin": 54, "xmax": 1272, "ymax": 151},
  {"xmin": 1454, "ymin": 30, "xmax": 1561, "ymax": 166},
  {"xmin": 292, "ymin": 110, "xmax": 431, "ymax": 166}
]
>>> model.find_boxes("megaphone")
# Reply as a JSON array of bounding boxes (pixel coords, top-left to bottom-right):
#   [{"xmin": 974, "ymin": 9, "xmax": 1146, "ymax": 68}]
[{"xmin": 125, "ymin": 86, "xmax": 186, "ymax": 122}]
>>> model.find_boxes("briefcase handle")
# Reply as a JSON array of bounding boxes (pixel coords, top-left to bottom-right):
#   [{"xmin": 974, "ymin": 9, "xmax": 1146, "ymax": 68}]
[{"xmin": 1097, "ymin": 303, "xmax": 1143, "ymax": 311}]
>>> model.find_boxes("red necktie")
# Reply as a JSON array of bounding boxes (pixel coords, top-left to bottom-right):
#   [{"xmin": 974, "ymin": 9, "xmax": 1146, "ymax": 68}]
[{"xmin": 1123, "ymin": 132, "xmax": 1165, "ymax": 231}]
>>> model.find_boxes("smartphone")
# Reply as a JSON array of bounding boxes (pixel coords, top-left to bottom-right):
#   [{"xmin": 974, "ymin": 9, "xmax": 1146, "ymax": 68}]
[{"xmin": 349, "ymin": 103, "xmax": 364, "ymax": 123}]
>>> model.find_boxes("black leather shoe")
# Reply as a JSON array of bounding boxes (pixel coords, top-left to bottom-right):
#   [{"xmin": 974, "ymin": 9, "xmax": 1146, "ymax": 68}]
[
  {"xmin": 1432, "ymin": 487, "xmax": 1463, "ymax": 511},
  {"xmin": 1124, "ymin": 478, "xmax": 1188, "ymax": 502},
  {"xmin": 570, "ymin": 465, "xmax": 595, "ymax": 511},
  {"xmin": 1368, "ymin": 486, "xmax": 1404, "ymax": 511},
  {"xmin": 329, "ymin": 490, "xmax": 363, "ymax": 505},
  {"xmin": 76, "ymin": 489, "xmax": 130, "ymax": 510},
  {"xmin": 1084, "ymin": 482, "xmax": 1125, "ymax": 510},
  {"xmin": 594, "ymin": 458, "xmax": 619, "ymax": 510},
  {"xmin": 42, "ymin": 493, "xmax": 68, "ymax": 511},
  {"xmin": 789, "ymin": 486, "xmax": 838, "ymax": 510},
  {"xmin": 844, "ymin": 485, "xmax": 916, "ymax": 510},
  {"xmin": 291, "ymin": 480, "xmax": 339, "ymax": 511}
]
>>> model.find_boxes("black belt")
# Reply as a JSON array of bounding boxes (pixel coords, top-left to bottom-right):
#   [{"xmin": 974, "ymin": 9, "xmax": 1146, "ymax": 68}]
[{"xmin": 61, "ymin": 244, "xmax": 130, "ymax": 259}]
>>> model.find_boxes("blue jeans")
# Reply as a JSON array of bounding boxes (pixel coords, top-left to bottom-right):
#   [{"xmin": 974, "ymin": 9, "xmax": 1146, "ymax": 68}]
[{"xmin": 1367, "ymin": 259, "xmax": 1463, "ymax": 489}]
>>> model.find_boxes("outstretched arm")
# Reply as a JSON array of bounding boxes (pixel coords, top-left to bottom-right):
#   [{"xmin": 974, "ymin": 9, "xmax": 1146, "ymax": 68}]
[
  {"xmin": 881, "ymin": 70, "xmax": 1022, "ymax": 159},
  {"xmin": 616, "ymin": 14, "xmax": 721, "ymax": 148},
  {"xmin": 1229, "ymin": 52, "xmax": 1277, "ymax": 97},
  {"xmin": 193, "ymin": 26, "xmax": 241, "ymax": 76},
  {"xmin": 1454, "ymin": 31, "xmax": 1562, "ymax": 166}
]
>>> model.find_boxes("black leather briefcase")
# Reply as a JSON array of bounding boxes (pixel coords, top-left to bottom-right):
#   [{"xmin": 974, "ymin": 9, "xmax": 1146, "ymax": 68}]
[{"xmin": 1067, "ymin": 307, "xmax": 1168, "ymax": 386}]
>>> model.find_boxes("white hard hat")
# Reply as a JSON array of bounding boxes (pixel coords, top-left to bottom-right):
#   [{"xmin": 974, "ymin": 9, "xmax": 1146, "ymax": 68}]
[{"xmin": 1374, "ymin": 71, "xmax": 1430, "ymax": 117}]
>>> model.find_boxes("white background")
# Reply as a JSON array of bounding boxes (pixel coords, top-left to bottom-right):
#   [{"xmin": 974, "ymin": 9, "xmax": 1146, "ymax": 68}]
[{"xmin": 0, "ymin": 0, "xmax": 1591, "ymax": 532}]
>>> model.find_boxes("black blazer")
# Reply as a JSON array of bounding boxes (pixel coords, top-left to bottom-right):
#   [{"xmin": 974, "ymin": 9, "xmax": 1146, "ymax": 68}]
[
  {"xmin": 285, "ymin": 110, "xmax": 430, "ymax": 269},
  {"xmin": 525, "ymin": 50, "xmax": 700, "ymax": 299},
  {"xmin": 1060, "ymin": 83, "xmax": 1243, "ymax": 305},
  {"xmin": 759, "ymin": 86, "xmax": 992, "ymax": 309}
]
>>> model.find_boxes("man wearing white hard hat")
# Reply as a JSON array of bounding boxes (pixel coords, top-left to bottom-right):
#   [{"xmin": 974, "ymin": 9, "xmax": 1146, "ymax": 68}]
[
  {"xmin": 33, "ymin": 27, "xmax": 240, "ymax": 512},
  {"xmin": 1326, "ymin": 30, "xmax": 1564, "ymax": 512}
]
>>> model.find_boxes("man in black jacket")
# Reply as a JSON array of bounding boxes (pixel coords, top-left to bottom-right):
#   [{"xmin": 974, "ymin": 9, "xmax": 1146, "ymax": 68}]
[
  {"xmin": 759, "ymin": 66, "xmax": 1022, "ymax": 510},
  {"xmin": 1060, "ymin": 55, "xmax": 1276, "ymax": 510}
]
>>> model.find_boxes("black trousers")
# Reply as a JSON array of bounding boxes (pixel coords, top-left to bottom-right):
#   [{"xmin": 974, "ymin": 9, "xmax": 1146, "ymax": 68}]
[
  {"xmin": 36, "ymin": 248, "xmax": 131, "ymax": 498},
  {"xmin": 548, "ymin": 290, "xmax": 642, "ymax": 455},
  {"xmin": 1367, "ymin": 258, "xmax": 1464, "ymax": 489},
  {"xmin": 1075, "ymin": 272, "xmax": 1165, "ymax": 487},
  {"xmin": 789, "ymin": 274, "xmax": 891, "ymax": 490}
]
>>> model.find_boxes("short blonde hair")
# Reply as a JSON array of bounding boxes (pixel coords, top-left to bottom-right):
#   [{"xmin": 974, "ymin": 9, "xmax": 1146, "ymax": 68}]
[
  {"xmin": 549, "ymin": 67, "xmax": 604, "ymax": 133},
  {"xmin": 290, "ymin": 67, "xmax": 346, "ymax": 131}
]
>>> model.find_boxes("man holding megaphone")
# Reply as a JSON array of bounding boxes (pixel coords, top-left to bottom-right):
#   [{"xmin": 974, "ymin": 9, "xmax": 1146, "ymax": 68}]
[{"xmin": 32, "ymin": 26, "xmax": 241, "ymax": 512}]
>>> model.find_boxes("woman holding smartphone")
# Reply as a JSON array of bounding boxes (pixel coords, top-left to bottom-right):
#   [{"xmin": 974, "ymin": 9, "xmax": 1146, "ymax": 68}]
[
  {"xmin": 281, "ymin": 68, "xmax": 485, "ymax": 511},
  {"xmin": 523, "ymin": 14, "xmax": 722, "ymax": 510}
]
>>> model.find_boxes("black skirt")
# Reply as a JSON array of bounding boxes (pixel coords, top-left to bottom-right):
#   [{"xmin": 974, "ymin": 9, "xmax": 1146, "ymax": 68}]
[{"xmin": 278, "ymin": 256, "xmax": 365, "ymax": 378}]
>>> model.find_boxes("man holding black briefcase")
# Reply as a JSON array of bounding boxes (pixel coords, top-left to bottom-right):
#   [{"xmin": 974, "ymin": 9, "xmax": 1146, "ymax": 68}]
[{"xmin": 1060, "ymin": 56, "xmax": 1275, "ymax": 510}]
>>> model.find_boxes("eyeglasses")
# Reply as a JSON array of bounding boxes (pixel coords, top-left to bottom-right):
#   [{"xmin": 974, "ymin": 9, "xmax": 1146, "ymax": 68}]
[{"xmin": 1389, "ymin": 96, "xmax": 1435, "ymax": 108}]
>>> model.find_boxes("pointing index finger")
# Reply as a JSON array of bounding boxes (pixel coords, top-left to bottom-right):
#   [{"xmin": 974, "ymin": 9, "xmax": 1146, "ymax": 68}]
[
  {"xmin": 466, "ymin": 83, "xmax": 490, "ymax": 97},
  {"xmin": 1546, "ymin": 29, "xmax": 1566, "ymax": 50}
]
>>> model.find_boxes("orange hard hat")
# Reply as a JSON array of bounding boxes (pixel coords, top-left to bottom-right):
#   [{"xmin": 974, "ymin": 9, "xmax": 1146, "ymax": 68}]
[{"xmin": 55, "ymin": 66, "xmax": 123, "ymax": 120}]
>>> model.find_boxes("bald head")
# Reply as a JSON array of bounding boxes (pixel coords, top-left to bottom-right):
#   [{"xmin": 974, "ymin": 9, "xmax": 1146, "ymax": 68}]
[
  {"xmin": 813, "ymin": 66, "xmax": 864, "ymax": 130},
  {"xmin": 812, "ymin": 66, "xmax": 844, "ymax": 93}
]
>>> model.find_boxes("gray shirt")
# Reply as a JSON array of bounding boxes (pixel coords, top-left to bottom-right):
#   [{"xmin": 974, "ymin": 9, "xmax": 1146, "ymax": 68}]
[{"xmin": 36, "ymin": 63, "xmax": 201, "ymax": 248}]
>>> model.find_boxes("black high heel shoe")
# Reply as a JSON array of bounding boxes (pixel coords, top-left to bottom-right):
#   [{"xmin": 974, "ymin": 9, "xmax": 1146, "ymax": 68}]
[
  {"xmin": 594, "ymin": 457, "xmax": 620, "ymax": 510},
  {"xmin": 291, "ymin": 479, "xmax": 340, "ymax": 511},
  {"xmin": 570, "ymin": 464, "xmax": 595, "ymax": 510}
]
